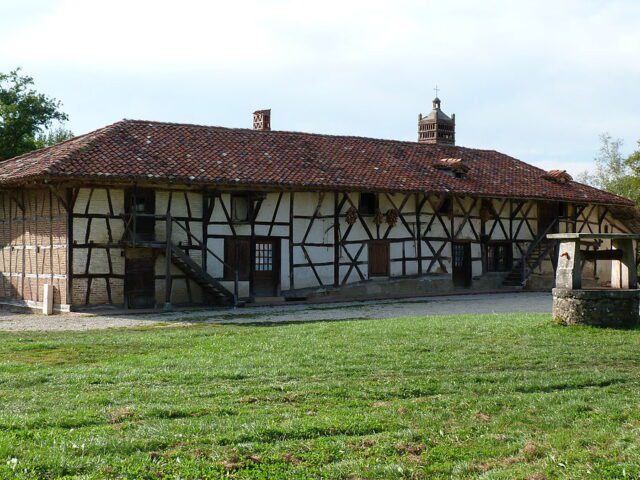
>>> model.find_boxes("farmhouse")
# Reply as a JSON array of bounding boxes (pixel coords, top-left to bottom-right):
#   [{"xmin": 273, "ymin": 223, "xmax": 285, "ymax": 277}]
[{"xmin": 0, "ymin": 98, "xmax": 636, "ymax": 311}]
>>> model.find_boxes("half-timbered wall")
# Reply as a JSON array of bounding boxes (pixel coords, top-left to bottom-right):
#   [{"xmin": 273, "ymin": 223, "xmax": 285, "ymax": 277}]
[
  {"xmin": 71, "ymin": 186, "xmax": 208, "ymax": 307},
  {"xmin": 208, "ymin": 191, "xmax": 290, "ymax": 297},
  {"xmin": 0, "ymin": 188, "xmax": 67, "ymax": 308},
  {"xmin": 55, "ymin": 185, "xmax": 640, "ymax": 307},
  {"xmin": 0, "ymin": 183, "xmax": 632, "ymax": 310},
  {"xmin": 205, "ymin": 191, "xmax": 557, "ymax": 294},
  {"xmin": 71, "ymin": 187, "xmax": 125, "ymax": 305},
  {"xmin": 155, "ymin": 190, "xmax": 205, "ymax": 304}
]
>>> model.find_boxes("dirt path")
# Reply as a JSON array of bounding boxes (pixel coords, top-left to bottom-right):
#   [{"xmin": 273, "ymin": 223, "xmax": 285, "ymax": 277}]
[{"xmin": 0, "ymin": 292, "xmax": 551, "ymax": 332}]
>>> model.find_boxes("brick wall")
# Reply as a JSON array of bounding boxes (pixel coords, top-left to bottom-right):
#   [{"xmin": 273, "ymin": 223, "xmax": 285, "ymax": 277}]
[{"xmin": 0, "ymin": 189, "xmax": 68, "ymax": 306}]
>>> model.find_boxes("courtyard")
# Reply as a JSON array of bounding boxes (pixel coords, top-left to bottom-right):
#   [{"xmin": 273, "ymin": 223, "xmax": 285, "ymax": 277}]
[{"xmin": 0, "ymin": 292, "xmax": 550, "ymax": 332}]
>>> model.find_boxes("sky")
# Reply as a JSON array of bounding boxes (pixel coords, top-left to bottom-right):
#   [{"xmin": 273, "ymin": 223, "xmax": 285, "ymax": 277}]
[{"xmin": 1, "ymin": 0, "xmax": 639, "ymax": 175}]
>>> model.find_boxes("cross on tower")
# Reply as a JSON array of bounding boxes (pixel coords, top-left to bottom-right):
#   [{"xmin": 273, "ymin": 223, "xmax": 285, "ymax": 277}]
[{"xmin": 434, "ymin": 85, "xmax": 440, "ymax": 97}]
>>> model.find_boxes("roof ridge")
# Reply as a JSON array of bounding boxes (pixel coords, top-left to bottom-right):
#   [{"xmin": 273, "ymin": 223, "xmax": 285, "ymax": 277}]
[{"xmin": 120, "ymin": 118, "xmax": 503, "ymax": 154}]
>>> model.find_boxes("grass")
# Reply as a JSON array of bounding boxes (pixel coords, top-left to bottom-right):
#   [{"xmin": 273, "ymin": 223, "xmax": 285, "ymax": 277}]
[{"xmin": 1, "ymin": 313, "xmax": 640, "ymax": 478}]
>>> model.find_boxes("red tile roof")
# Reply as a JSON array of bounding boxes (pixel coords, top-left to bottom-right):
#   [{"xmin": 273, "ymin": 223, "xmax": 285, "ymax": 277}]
[{"xmin": 0, "ymin": 119, "xmax": 633, "ymax": 206}]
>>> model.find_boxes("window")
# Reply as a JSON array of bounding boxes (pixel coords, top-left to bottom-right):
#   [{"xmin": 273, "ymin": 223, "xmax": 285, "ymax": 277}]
[
  {"xmin": 558, "ymin": 202, "xmax": 569, "ymax": 218},
  {"xmin": 126, "ymin": 189, "xmax": 155, "ymax": 214},
  {"xmin": 486, "ymin": 242, "xmax": 512, "ymax": 272},
  {"xmin": 369, "ymin": 241, "xmax": 390, "ymax": 277},
  {"xmin": 231, "ymin": 194, "xmax": 250, "ymax": 223},
  {"xmin": 255, "ymin": 241, "xmax": 274, "ymax": 272},
  {"xmin": 359, "ymin": 192, "xmax": 378, "ymax": 215},
  {"xmin": 224, "ymin": 237, "xmax": 251, "ymax": 280},
  {"xmin": 437, "ymin": 197, "xmax": 452, "ymax": 215}
]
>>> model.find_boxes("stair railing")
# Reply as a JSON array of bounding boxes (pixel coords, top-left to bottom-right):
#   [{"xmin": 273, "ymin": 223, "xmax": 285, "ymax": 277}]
[{"xmin": 519, "ymin": 218, "xmax": 559, "ymax": 282}]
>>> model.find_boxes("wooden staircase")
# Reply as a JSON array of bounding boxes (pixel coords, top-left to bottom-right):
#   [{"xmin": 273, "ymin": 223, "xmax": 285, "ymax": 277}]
[
  {"xmin": 503, "ymin": 220, "xmax": 558, "ymax": 288},
  {"xmin": 168, "ymin": 243, "xmax": 234, "ymax": 305},
  {"xmin": 122, "ymin": 212, "xmax": 238, "ymax": 307}
]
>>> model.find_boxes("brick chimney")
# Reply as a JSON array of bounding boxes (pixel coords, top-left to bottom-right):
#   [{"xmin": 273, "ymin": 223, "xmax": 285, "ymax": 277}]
[{"xmin": 253, "ymin": 109, "xmax": 271, "ymax": 131}]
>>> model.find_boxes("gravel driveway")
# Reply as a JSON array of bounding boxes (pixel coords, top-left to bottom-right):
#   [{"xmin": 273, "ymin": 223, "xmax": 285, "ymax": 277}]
[{"xmin": 0, "ymin": 292, "xmax": 551, "ymax": 332}]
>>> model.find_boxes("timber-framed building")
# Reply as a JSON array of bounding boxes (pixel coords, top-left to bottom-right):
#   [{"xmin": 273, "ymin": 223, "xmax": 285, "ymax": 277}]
[{"xmin": 0, "ymin": 100, "xmax": 637, "ymax": 311}]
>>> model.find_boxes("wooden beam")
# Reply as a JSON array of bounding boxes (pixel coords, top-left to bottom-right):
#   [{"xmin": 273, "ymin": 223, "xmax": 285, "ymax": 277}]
[
  {"xmin": 165, "ymin": 214, "xmax": 172, "ymax": 309},
  {"xmin": 416, "ymin": 192, "xmax": 423, "ymax": 275},
  {"xmin": 340, "ymin": 243, "xmax": 366, "ymax": 285},
  {"xmin": 249, "ymin": 192, "xmax": 256, "ymax": 300},
  {"xmin": 289, "ymin": 191, "xmax": 294, "ymax": 290},
  {"xmin": 267, "ymin": 192, "xmax": 283, "ymax": 237},
  {"xmin": 583, "ymin": 249, "xmax": 623, "ymax": 261},
  {"xmin": 202, "ymin": 190, "xmax": 211, "ymax": 271},
  {"xmin": 66, "ymin": 188, "xmax": 73, "ymax": 307},
  {"xmin": 333, "ymin": 192, "xmax": 341, "ymax": 288}
]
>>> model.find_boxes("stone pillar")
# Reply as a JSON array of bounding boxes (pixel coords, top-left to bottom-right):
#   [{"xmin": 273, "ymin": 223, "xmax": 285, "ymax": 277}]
[
  {"xmin": 42, "ymin": 284, "xmax": 54, "ymax": 315},
  {"xmin": 555, "ymin": 240, "xmax": 582, "ymax": 290},
  {"xmin": 611, "ymin": 238, "xmax": 637, "ymax": 289}
]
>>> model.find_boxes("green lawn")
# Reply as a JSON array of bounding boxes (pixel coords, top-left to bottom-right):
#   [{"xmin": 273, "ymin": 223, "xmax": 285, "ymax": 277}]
[{"xmin": 1, "ymin": 313, "xmax": 640, "ymax": 479}]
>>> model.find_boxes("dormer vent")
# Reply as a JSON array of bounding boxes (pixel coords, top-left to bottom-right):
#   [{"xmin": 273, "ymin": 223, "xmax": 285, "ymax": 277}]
[
  {"xmin": 435, "ymin": 158, "xmax": 469, "ymax": 177},
  {"xmin": 253, "ymin": 109, "xmax": 271, "ymax": 131},
  {"xmin": 543, "ymin": 169, "xmax": 572, "ymax": 184}
]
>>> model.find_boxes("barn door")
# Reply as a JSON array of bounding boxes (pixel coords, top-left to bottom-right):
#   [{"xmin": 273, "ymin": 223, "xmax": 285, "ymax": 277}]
[
  {"xmin": 252, "ymin": 238, "xmax": 280, "ymax": 297},
  {"xmin": 125, "ymin": 248, "xmax": 156, "ymax": 308},
  {"xmin": 452, "ymin": 242, "xmax": 472, "ymax": 287}
]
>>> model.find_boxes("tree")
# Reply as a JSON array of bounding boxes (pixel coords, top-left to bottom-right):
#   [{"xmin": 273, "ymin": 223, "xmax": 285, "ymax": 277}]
[
  {"xmin": 576, "ymin": 133, "xmax": 640, "ymax": 206},
  {"xmin": 35, "ymin": 125, "xmax": 74, "ymax": 149},
  {"xmin": 0, "ymin": 68, "xmax": 69, "ymax": 160}
]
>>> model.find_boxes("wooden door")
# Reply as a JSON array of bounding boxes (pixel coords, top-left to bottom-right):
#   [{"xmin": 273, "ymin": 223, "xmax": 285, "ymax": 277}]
[
  {"xmin": 537, "ymin": 201, "xmax": 559, "ymax": 235},
  {"xmin": 252, "ymin": 238, "xmax": 280, "ymax": 296},
  {"xmin": 369, "ymin": 241, "xmax": 390, "ymax": 277},
  {"xmin": 452, "ymin": 242, "xmax": 472, "ymax": 287},
  {"xmin": 125, "ymin": 248, "xmax": 156, "ymax": 308}
]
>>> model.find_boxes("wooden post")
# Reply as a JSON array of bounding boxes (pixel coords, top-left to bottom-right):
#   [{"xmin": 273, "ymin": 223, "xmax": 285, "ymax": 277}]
[
  {"xmin": 289, "ymin": 191, "xmax": 294, "ymax": 291},
  {"xmin": 66, "ymin": 188, "xmax": 73, "ymax": 308},
  {"xmin": 334, "ymin": 191, "xmax": 339, "ymax": 287},
  {"xmin": 164, "ymin": 213, "xmax": 172, "ymax": 310},
  {"xmin": 132, "ymin": 201, "xmax": 137, "ymax": 248},
  {"xmin": 234, "ymin": 261, "xmax": 239, "ymax": 307},
  {"xmin": 249, "ymin": 193, "xmax": 255, "ymax": 300},
  {"xmin": 202, "ymin": 190, "xmax": 208, "ymax": 272},
  {"xmin": 49, "ymin": 190, "xmax": 54, "ymax": 300},
  {"xmin": 415, "ymin": 192, "xmax": 422, "ymax": 275}
]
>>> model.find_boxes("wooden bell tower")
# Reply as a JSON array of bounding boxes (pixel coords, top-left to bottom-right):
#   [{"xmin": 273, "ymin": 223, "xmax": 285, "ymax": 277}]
[{"xmin": 418, "ymin": 92, "xmax": 455, "ymax": 145}]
